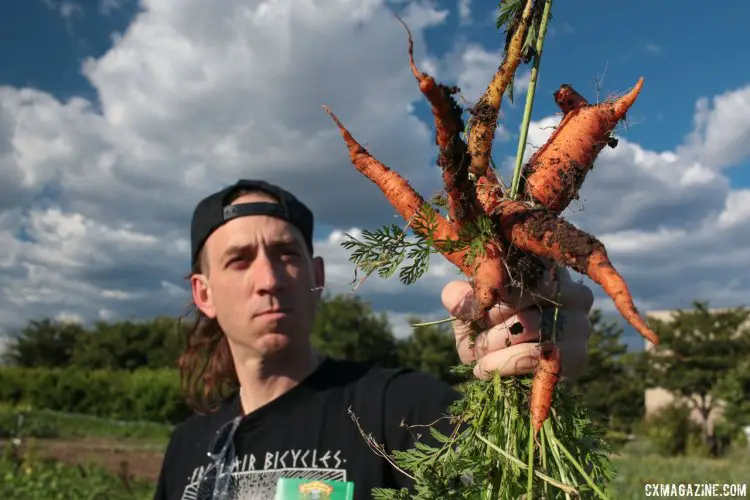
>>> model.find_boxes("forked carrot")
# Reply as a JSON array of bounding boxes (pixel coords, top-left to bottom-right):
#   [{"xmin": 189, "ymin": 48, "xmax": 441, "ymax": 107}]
[
  {"xmin": 554, "ymin": 82, "xmax": 620, "ymax": 147},
  {"xmin": 323, "ymin": 105, "xmax": 509, "ymax": 315},
  {"xmin": 520, "ymin": 77, "xmax": 644, "ymax": 214},
  {"xmin": 327, "ymin": 1, "xmax": 658, "ymax": 492},
  {"xmin": 473, "ymin": 177, "xmax": 660, "ymax": 345},
  {"xmin": 321, "ymin": 106, "xmax": 459, "ymax": 252},
  {"xmin": 326, "ymin": 96, "xmax": 660, "ymax": 347}
]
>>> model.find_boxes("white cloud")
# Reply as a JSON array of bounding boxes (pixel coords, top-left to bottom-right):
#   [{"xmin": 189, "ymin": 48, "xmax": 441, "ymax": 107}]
[
  {"xmin": 430, "ymin": 42, "xmax": 537, "ymax": 144},
  {"xmin": 678, "ymin": 85, "xmax": 750, "ymax": 170},
  {"xmin": 42, "ymin": 0, "xmax": 82, "ymax": 19},
  {"xmin": 458, "ymin": 0, "xmax": 471, "ymax": 25},
  {"xmin": 440, "ymin": 44, "xmax": 530, "ymax": 108},
  {"xmin": 548, "ymin": 22, "xmax": 574, "ymax": 37},
  {"xmin": 513, "ymin": 70, "xmax": 531, "ymax": 95},
  {"xmin": 1, "ymin": 0, "xmax": 750, "ymax": 351},
  {"xmin": 645, "ymin": 42, "xmax": 662, "ymax": 55},
  {"xmin": 99, "ymin": 0, "xmax": 124, "ymax": 15}
]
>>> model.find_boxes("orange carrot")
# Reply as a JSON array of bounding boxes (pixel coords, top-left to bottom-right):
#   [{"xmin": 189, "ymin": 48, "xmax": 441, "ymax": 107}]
[
  {"xmin": 325, "ymin": 105, "xmax": 660, "ymax": 346},
  {"xmin": 475, "ymin": 184, "xmax": 660, "ymax": 346},
  {"xmin": 456, "ymin": 241, "xmax": 508, "ymax": 323},
  {"xmin": 322, "ymin": 106, "xmax": 459, "ymax": 254},
  {"xmin": 327, "ymin": 0, "xmax": 662, "ymax": 470},
  {"xmin": 394, "ymin": 14, "xmax": 479, "ymax": 228},
  {"xmin": 323, "ymin": 105, "xmax": 509, "ymax": 316},
  {"xmin": 520, "ymin": 77, "xmax": 644, "ymax": 214},
  {"xmin": 467, "ymin": 0, "xmax": 535, "ymax": 179},
  {"xmin": 531, "ymin": 342, "xmax": 561, "ymax": 436},
  {"xmin": 554, "ymin": 83, "xmax": 620, "ymax": 149}
]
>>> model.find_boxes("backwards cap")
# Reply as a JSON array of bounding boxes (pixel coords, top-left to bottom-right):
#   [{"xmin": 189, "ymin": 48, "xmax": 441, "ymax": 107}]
[{"xmin": 190, "ymin": 179, "xmax": 314, "ymax": 265}]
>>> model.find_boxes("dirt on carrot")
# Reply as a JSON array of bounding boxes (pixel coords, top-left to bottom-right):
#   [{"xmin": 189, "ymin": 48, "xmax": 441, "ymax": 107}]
[
  {"xmin": 394, "ymin": 13, "xmax": 478, "ymax": 229},
  {"xmin": 327, "ymin": 8, "xmax": 659, "ymax": 463},
  {"xmin": 467, "ymin": 0, "xmax": 536, "ymax": 180},
  {"xmin": 520, "ymin": 77, "xmax": 644, "ymax": 214},
  {"xmin": 553, "ymin": 83, "xmax": 589, "ymax": 114},
  {"xmin": 555, "ymin": 82, "xmax": 620, "ymax": 151}
]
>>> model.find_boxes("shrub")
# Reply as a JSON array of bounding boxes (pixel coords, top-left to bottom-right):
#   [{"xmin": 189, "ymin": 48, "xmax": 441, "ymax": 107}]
[
  {"xmin": 0, "ymin": 367, "xmax": 191, "ymax": 424},
  {"xmin": 1, "ymin": 447, "xmax": 153, "ymax": 499},
  {"xmin": 0, "ymin": 411, "xmax": 58, "ymax": 439},
  {"xmin": 637, "ymin": 402, "xmax": 703, "ymax": 457}
]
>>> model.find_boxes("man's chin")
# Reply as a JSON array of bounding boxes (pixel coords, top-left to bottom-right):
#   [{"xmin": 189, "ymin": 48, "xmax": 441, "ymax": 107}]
[
  {"xmin": 227, "ymin": 328, "xmax": 301, "ymax": 358},
  {"xmin": 256, "ymin": 331, "xmax": 295, "ymax": 354}
]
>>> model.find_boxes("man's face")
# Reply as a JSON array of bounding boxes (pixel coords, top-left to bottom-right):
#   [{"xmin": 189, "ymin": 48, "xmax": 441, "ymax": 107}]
[{"xmin": 190, "ymin": 192, "xmax": 325, "ymax": 359}]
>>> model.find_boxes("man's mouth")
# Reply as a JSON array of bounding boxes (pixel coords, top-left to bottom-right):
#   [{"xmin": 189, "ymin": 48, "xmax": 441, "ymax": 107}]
[{"xmin": 254, "ymin": 308, "xmax": 291, "ymax": 318}]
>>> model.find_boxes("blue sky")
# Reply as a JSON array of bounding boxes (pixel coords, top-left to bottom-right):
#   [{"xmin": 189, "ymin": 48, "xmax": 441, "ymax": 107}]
[
  {"xmin": 4, "ymin": 0, "xmax": 749, "ymax": 189},
  {"xmin": 1, "ymin": 0, "xmax": 748, "ymax": 351}
]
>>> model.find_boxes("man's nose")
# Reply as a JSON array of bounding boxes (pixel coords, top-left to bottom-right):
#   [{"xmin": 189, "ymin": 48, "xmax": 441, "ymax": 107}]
[{"xmin": 254, "ymin": 253, "xmax": 285, "ymax": 292}]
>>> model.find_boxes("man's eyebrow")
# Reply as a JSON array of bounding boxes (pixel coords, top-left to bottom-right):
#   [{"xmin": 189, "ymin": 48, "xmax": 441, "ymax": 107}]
[
  {"xmin": 266, "ymin": 230, "xmax": 303, "ymax": 246},
  {"xmin": 221, "ymin": 237, "xmax": 301, "ymax": 260},
  {"xmin": 221, "ymin": 243, "xmax": 254, "ymax": 261},
  {"xmin": 277, "ymin": 235, "xmax": 301, "ymax": 246}
]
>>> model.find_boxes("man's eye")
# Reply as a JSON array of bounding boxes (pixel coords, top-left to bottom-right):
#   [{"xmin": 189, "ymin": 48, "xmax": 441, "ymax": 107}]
[
  {"xmin": 226, "ymin": 256, "xmax": 246, "ymax": 267},
  {"xmin": 280, "ymin": 246, "xmax": 300, "ymax": 256}
]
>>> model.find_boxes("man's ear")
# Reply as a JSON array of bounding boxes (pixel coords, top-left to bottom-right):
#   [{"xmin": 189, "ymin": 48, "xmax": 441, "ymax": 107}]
[
  {"xmin": 312, "ymin": 256, "xmax": 325, "ymax": 291},
  {"xmin": 191, "ymin": 274, "xmax": 216, "ymax": 318}
]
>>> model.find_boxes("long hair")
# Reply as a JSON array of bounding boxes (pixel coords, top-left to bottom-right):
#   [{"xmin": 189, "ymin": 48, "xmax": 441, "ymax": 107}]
[{"xmin": 177, "ymin": 254, "xmax": 239, "ymax": 415}]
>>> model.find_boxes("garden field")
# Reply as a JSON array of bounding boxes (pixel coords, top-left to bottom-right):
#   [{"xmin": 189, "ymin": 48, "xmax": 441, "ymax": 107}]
[{"xmin": 2, "ymin": 407, "xmax": 748, "ymax": 499}]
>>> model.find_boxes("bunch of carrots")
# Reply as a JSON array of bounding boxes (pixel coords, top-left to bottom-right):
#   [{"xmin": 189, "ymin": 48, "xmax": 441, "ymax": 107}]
[{"xmin": 326, "ymin": 0, "xmax": 658, "ymax": 495}]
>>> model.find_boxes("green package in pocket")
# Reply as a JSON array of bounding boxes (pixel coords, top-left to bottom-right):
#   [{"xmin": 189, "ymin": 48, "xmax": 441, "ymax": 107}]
[{"xmin": 274, "ymin": 477, "xmax": 355, "ymax": 500}]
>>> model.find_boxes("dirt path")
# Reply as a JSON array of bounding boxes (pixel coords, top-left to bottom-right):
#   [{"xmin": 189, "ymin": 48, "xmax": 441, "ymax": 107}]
[{"xmin": 3, "ymin": 437, "xmax": 166, "ymax": 483}]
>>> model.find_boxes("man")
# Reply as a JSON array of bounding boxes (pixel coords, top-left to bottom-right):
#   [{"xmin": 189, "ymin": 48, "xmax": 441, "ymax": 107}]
[{"xmin": 153, "ymin": 179, "xmax": 592, "ymax": 500}]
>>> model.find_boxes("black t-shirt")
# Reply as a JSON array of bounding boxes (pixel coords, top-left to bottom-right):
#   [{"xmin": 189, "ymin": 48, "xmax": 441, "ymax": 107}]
[{"xmin": 153, "ymin": 356, "xmax": 461, "ymax": 500}]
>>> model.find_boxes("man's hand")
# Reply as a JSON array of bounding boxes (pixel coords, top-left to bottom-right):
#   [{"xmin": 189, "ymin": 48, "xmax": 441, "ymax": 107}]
[{"xmin": 441, "ymin": 265, "xmax": 593, "ymax": 380}]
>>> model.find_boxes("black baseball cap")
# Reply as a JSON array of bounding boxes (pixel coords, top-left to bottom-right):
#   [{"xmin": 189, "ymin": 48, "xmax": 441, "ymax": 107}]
[{"xmin": 190, "ymin": 179, "xmax": 314, "ymax": 265}]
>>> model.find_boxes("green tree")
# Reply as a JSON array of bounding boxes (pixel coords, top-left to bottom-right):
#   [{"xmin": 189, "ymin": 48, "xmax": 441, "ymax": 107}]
[
  {"xmin": 570, "ymin": 309, "xmax": 644, "ymax": 432},
  {"xmin": 311, "ymin": 293, "xmax": 399, "ymax": 367},
  {"xmin": 645, "ymin": 301, "xmax": 750, "ymax": 453},
  {"xmin": 144, "ymin": 316, "xmax": 188, "ymax": 367},
  {"xmin": 396, "ymin": 316, "xmax": 463, "ymax": 385},
  {"xmin": 71, "ymin": 317, "xmax": 185, "ymax": 370},
  {"xmin": 2, "ymin": 319, "xmax": 87, "ymax": 367},
  {"xmin": 3, "ymin": 316, "xmax": 186, "ymax": 371},
  {"xmin": 714, "ymin": 358, "xmax": 750, "ymax": 433}
]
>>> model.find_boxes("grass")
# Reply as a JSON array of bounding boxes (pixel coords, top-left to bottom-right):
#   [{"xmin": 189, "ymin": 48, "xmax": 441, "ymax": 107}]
[
  {"xmin": 1, "ymin": 447, "xmax": 155, "ymax": 500},
  {"xmin": 0, "ymin": 404, "xmax": 172, "ymax": 445},
  {"xmin": 610, "ymin": 451, "xmax": 750, "ymax": 498}
]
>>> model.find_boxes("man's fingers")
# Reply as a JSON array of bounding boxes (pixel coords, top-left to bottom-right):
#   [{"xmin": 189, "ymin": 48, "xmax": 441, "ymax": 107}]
[
  {"xmin": 459, "ymin": 309, "xmax": 591, "ymax": 376},
  {"xmin": 441, "ymin": 280, "xmax": 473, "ymax": 309},
  {"xmin": 502, "ymin": 270, "xmax": 594, "ymax": 315},
  {"xmin": 453, "ymin": 321, "xmax": 477, "ymax": 364},
  {"xmin": 472, "ymin": 336, "xmax": 590, "ymax": 380},
  {"xmin": 458, "ymin": 309, "xmax": 542, "ymax": 361},
  {"xmin": 442, "ymin": 272, "xmax": 594, "ymax": 335},
  {"xmin": 473, "ymin": 343, "xmax": 540, "ymax": 379}
]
